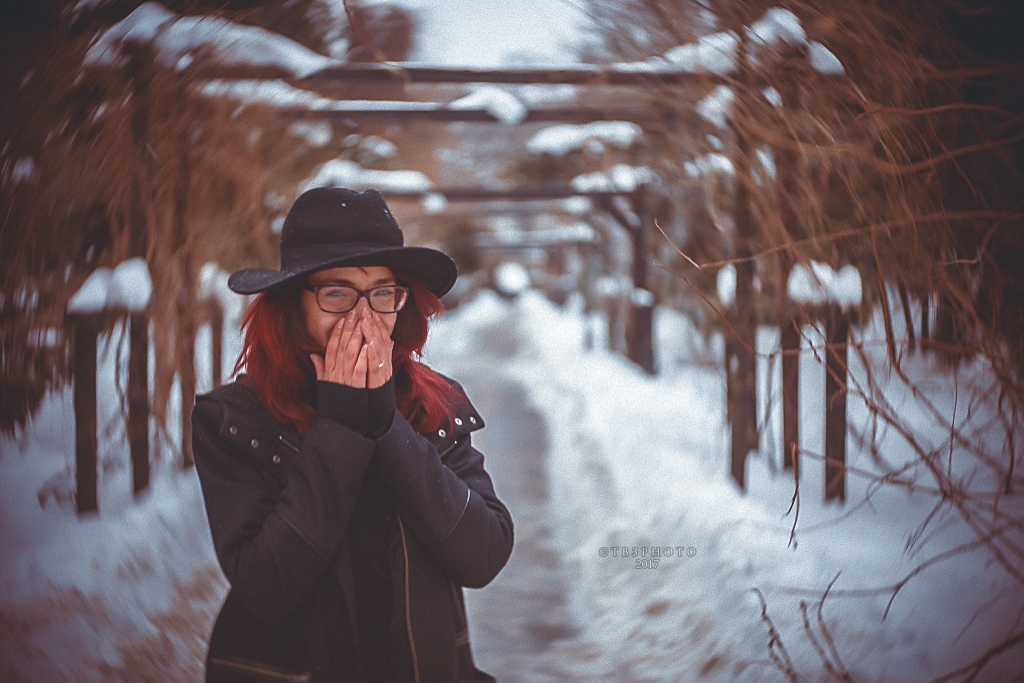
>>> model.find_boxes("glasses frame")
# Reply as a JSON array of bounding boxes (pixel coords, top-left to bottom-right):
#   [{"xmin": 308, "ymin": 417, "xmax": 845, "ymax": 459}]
[{"xmin": 304, "ymin": 283, "xmax": 411, "ymax": 314}]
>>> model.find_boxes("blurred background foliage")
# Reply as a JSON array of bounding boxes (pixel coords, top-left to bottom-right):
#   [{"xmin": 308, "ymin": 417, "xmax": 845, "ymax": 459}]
[
  {"xmin": 0, "ymin": 0, "xmax": 417, "ymax": 435},
  {"xmin": 2, "ymin": 0, "xmax": 1023, "ymax": 443},
  {"xmin": 573, "ymin": 0, "xmax": 1024, "ymax": 383}
]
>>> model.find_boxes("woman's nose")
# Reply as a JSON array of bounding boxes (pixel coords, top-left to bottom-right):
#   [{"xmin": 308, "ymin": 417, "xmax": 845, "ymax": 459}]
[{"xmin": 352, "ymin": 296, "xmax": 371, "ymax": 314}]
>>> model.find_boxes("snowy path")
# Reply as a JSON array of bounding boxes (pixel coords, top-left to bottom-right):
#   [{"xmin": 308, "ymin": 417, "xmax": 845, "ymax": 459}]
[
  {"xmin": 427, "ymin": 301, "xmax": 651, "ymax": 683},
  {"xmin": 455, "ymin": 337, "xmax": 586, "ymax": 682}
]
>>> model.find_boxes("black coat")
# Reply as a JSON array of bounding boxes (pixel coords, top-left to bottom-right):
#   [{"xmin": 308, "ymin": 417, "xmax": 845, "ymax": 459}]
[{"xmin": 191, "ymin": 377, "xmax": 513, "ymax": 683}]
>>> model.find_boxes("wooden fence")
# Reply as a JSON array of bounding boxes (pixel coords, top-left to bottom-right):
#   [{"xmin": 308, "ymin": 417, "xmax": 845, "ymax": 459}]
[{"xmin": 66, "ymin": 296, "xmax": 223, "ymax": 514}]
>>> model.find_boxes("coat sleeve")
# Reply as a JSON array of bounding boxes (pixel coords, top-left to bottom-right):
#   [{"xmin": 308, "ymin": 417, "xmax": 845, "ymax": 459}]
[
  {"xmin": 372, "ymin": 412, "xmax": 514, "ymax": 589},
  {"xmin": 191, "ymin": 395, "xmax": 375, "ymax": 624}
]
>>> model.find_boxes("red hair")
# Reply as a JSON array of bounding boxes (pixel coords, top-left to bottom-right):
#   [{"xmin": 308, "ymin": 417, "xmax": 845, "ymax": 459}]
[{"xmin": 233, "ymin": 274, "xmax": 461, "ymax": 436}]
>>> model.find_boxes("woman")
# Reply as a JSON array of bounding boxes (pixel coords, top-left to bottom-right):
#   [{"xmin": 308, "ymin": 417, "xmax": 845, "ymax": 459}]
[{"xmin": 191, "ymin": 187, "xmax": 513, "ymax": 683}]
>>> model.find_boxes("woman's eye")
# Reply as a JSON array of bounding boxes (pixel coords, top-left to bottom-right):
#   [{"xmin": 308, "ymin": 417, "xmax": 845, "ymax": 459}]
[{"xmin": 322, "ymin": 288, "xmax": 351, "ymax": 300}]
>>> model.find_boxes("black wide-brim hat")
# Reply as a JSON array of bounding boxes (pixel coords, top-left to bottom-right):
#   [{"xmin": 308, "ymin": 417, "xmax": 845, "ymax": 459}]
[{"xmin": 228, "ymin": 187, "xmax": 458, "ymax": 297}]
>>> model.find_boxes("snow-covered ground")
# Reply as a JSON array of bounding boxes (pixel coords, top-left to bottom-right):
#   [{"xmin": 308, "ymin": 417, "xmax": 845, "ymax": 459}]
[
  {"xmin": 425, "ymin": 290, "xmax": 1024, "ymax": 682},
  {"xmin": 2, "ymin": 288, "xmax": 1021, "ymax": 681},
  {"xmin": 0, "ymin": 322, "xmax": 227, "ymax": 682}
]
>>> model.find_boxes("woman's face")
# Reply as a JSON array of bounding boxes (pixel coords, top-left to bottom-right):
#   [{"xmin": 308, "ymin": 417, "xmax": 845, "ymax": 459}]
[{"xmin": 301, "ymin": 265, "xmax": 399, "ymax": 352}]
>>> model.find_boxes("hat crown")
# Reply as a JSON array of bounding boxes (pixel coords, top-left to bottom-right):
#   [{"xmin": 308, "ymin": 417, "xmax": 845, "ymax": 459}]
[
  {"xmin": 281, "ymin": 188, "xmax": 403, "ymax": 254},
  {"xmin": 227, "ymin": 185, "xmax": 457, "ymax": 297}
]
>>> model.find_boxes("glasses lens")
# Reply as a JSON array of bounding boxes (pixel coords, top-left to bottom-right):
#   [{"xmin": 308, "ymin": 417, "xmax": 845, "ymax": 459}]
[
  {"xmin": 317, "ymin": 286, "xmax": 358, "ymax": 313},
  {"xmin": 368, "ymin": 286, "xmax": 408, "ymax": 313}
]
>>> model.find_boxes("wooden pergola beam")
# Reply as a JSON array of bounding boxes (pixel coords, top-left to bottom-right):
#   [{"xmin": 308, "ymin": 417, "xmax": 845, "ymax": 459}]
[
  {"xmin": 280, "ymin": 106, "xmax": 693, "ymax": 127},
  {"xmin": 379, "ymin": 187, "xmax": 636, "ymax": 201},
  {"xmin": 192, "ymin": 63, "xmax": 724, "ymax": 87}
]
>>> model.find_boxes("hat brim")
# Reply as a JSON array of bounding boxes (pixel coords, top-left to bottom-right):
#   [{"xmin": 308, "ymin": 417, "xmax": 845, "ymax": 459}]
[{"xmin": 228, "ymin": 245, "xmax": 458, "ymax": 298}]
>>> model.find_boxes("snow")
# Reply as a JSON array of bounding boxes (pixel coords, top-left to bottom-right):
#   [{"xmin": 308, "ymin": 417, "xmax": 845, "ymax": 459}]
[
  {"xmin": 528, "ymin": 121, "xmax": 643, "ymax": 156},
  {"xmin": 788, "ymin": 261, "xmax": 862, "ymax": 308},
  {"xmin": 619, "ymin": 30, "xmax": 738, "ymax": 75},
  {"xmin": 685, "ymin": 153, "xmax": 735, "ymax": 179},
  {"xmin": 696, "ymin": 85, "xmax": 735, "ymax": 129},
  {"xmin": 808, "ymin": 41, "xmax": 846, "ymax": 75},
  {"xmin": 66, "ymin": 268, "xmax": 113, "ymax": 314},
  {"xmin": 5, "ymin": 281, "xmax": 1023, "ymax": 680},
  {"xmin": 570, "ymin": 164, "xmax": 656, "ymax": 192},
  {"xmin": 66, "ymin": 258, "xmax": 152, "ymax": 314},
  {"xmin": 629, "ymin": 287, "xmax": 654, "ymax": 307},
  {"xmin": 492, "ymin": 262, "xmax": 531, "ymax": 296},
  {"xmin": 514, "ymin": 84, "xmax": 577, "ymax": 107},
  {"xmin": 288, "ymin": 121, "xmax": 332, "ymax": 148},
  {"xmin": 717, "ymin": 264, "xmax": 736, "ymax": 305},
  {"xmin": 198, "ymin": 80, "xmax": 443, "ymax": 112},
  {"xmin": 421, "ymin": 192, "xmax": 448, "ymax": 214},
  {"xmin": 477, "ymin": 223, "xmax": 597, "ymax": 249},
  {"xmin": 448, "ymin": 86, "xmax": 528, "ymax": 125},
  {"xmin": 85, "ymin": 2, "xmax": 339, "ymax": 77},
  {"xmin": 616, "ymin": 7, "xmax": 845, "ymax": 80},
  {"xmin": 386, "ymin": 0, "xmax": 587, "ymax": 66},
  {"xmin": 763, "ymin": 86, "xmax": 783, "ymax": 108},
  {"xmin": 301, "ymin": 159, "xmax": 432, "ymax": 193},
  {"xmin": 198, "ymin": 262, "xmax": 234, "ymax": 312},
  {"xmin": 1, "ymin": 317, "xmax": 229, "ymax": 680},
  {"xmin": 107, "ymin": 258, "xmax": 153, "ymax": 311},
  {"xmin": 424, "ymin": 291, "xmax": 1024, "ymax": 682},
  {"xmin": 561, "ymin": 196, "xmax": 593, "ymax": 215},
  {"xmin": 755, "ymin": 146, "xmax": 776, "ymax": 181},
  {"xmin": 747, "ymin": 8, "xmax": 807, "ymax": 48},
  {"xmin": 357, "ymin": 135, "xmax": 398, "ymax": 159}
]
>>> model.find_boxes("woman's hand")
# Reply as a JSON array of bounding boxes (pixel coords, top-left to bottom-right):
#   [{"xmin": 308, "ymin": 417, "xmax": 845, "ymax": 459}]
[
  {"xmin": 362, "ymin": 308, "xmax": 394, "ymax": 389},
  {"xmin": 310, "ymin": 310, "xmax": 368, "ymax": 388}
]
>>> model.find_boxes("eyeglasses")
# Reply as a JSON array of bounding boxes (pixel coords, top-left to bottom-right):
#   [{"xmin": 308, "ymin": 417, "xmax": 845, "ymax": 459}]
[{"xmin": 304, "ymin": 283, "xmax": 410, "ymax": 314}]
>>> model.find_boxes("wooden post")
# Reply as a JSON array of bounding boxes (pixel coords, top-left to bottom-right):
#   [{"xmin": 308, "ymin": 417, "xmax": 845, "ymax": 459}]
[
  {"xmin": 626, "ymin": 186, "xmax": 655, "ymax": 375},
  {"xmin": 128, "ymin": 313, "xmax": 150, "ymax": 495},
  {"xmin": 775, "ymin": 73, "xmax": 805, "ymax": 478},
  {"xmin": 824, "ymin": 305, "xmax": 849, "ymax": 502},
  {"xmin": 921, "ymin": 291, "xmax": 930, "ymax": 344},
  {"xmin": 209, "ymin": 299, "xmax": 223, "ymax": 389},
  {"xmin": 727, "ymin": 49, "xmax": 759, "ymax": 490},
  {"xmin": 179, "ymin": 322, "xmax": 196, "ymax": 468},
  {"xmin": 72, "ymin": 315, "xmax": 98, "ymax": 514},
  {"xmin": 897, "ymin": 282, "xmax": 916, "ymax": 351},
  {"xmin": 781, "ymin": 313, "xmax": 800, "ymax": 475}
]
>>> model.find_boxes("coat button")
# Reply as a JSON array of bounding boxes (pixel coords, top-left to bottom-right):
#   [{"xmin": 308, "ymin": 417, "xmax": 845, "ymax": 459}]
[
  {"xmin": 469, "ymin": 416, "xmax": 477, "ymax": 424},
  {"xmin": 272, "ymin": 454, "xmax": 281, "ymax": 464},
  {"xmin": 438, "ymin": 429, "xmax": 447, "ymax": 438},
  {"xmin": 229, "ymin": 425, "xmax": 238, "ymax": 435},
  {"xmin": 250, "ymin": 439, "xmax": 259, "ymax": 449},
  {"xmin": 454, "ymin": 418, "xmax": 463, "ymax": 426}
]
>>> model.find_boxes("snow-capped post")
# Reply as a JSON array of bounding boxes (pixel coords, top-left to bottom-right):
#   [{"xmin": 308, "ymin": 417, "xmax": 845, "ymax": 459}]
[
  {"xmin": 787, "ymin": 262, "xmax": 862, "ymax": 503},
  {"xmin": 66, "ymin": 259, "xmax": 154, "ymax": 513},
  {"xmin": 773, "ymin": 66, "xmax": 806, "ymax": 478},
  {"xmin": 726, "ymin": 22, "xmax": 760, "ymax": 492},
  {"xmin": 627, "ymin": 184, "xmax": 656, "ymax": 375},
  {"xmin": 593, "ymin": 188, "xmax": 656, "ymax": 373}
]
